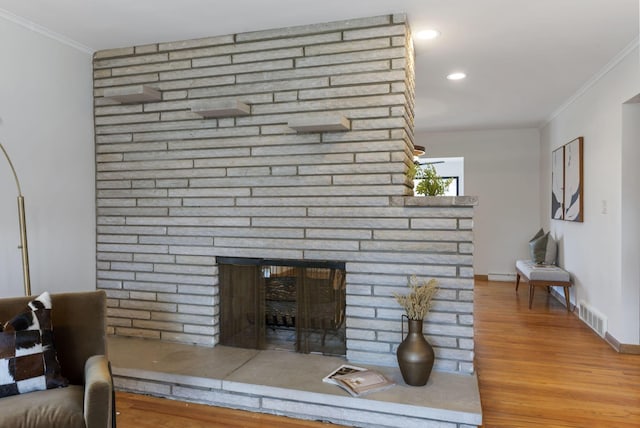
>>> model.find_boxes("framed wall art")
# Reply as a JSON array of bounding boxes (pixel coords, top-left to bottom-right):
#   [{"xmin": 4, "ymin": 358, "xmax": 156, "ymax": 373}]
[
  {"xmin": 563, "ymin": 137, "xmax": 583, "ymax": 222},
  {"xmin": 551, "ymin": 146, "xmax": 564, "ymax": 220},
  {"xmin": 551, "ymin": 137, "xmax": 584, "ymax": 222}
]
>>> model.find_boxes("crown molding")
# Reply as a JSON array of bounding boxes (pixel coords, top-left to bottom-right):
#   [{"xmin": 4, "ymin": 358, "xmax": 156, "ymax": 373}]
[
  {"xmin": 0, "ymin": 8, "xmax": 94, "ymax": 54},
  {"xmin": 542, "ymin": 36, "xmax": 639, "ymax": 128}
]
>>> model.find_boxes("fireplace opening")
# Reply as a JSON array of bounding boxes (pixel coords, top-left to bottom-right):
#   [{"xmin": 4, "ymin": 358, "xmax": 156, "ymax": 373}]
[{"xmin": 218, "ymin": 257, "xmax": 346, "ymax": 356}]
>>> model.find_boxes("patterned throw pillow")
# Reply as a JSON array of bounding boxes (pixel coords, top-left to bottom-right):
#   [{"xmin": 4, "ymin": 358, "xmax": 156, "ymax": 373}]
[{"xmin": 0, "ymin": 292, "xmax": 68, "ymax": 398}]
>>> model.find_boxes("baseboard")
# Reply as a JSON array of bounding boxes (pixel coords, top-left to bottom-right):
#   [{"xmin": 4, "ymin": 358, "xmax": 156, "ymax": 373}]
[
  {"xmin": 605, "ymin": 332, "xmax": 640, "ymax": 355},
  {"xmin": 475, "ymin": 273, "xmax": 517, "ymax": 282},
  {"xmin": 620, "ymin": 343, "xmax": 640, "ymax": 354},
  {"xmin": 605, "ymin": 333, "xmax": 621, "ymax": 352},
  {"xmin": 488, "ymin": 273, "xmax": 516, "ymax": 282}
]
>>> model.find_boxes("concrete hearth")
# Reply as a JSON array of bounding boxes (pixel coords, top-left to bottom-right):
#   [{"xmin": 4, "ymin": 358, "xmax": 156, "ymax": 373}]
[{"xmin": 110, "ymin": 336, "xmax": 482, "ymax": 428}]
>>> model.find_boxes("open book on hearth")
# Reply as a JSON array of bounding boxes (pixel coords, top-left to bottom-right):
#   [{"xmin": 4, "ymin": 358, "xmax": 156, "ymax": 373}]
[
  {"xmin": 329, "ymin": 367, "xmax": 395, "ymax": 397},
  {"xmin": 322, "ymin": 364, "xmax": 368, "ymax": 385}
]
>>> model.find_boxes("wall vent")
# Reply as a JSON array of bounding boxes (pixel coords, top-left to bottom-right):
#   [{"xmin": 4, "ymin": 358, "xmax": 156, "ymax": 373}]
[{"xmin": 578, "ymin": 301, "xmax": 607, "ymax": 337}]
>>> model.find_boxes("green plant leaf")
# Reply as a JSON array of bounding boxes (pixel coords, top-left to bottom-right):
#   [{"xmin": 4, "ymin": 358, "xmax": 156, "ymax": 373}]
[{"xmin": 414, "ymin": 164, "xmax": 453, "ymax": 196}]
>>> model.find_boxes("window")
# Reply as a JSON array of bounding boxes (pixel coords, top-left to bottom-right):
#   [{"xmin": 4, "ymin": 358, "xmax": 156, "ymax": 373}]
[
  {"xmin": 413, "ymin": 157, "xmax": 464, "ymax": 196},
  {"xmin": 441, "ymin": 176, "xmax": 459, "ymax": 196}
]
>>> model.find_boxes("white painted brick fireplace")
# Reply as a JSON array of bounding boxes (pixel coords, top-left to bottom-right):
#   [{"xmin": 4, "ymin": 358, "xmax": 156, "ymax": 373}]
[{"xmin": 94, "ymin": 14, "xmax": 478, "ymax": 375}]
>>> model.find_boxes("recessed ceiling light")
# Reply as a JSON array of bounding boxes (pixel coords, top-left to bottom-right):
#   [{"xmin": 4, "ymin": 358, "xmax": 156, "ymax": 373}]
[
  {"xmin": 416, "ymin": 29, "xmax": 440, "ymax": 40},
  {"xmin": 447, "ymin": 72, "xmax": 467, "ymax": 81}
]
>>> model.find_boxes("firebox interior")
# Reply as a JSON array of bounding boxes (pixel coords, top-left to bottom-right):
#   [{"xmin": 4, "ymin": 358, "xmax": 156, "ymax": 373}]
[{"xmin": 218, "ymin": 257, "xmax": 346, "ymax": 356}]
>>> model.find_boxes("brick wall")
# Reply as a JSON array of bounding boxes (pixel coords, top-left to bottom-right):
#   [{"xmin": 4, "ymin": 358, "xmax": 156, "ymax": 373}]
[{"xmin": 93, "ymin": 14, "xmax": 477, "ymax": 374}]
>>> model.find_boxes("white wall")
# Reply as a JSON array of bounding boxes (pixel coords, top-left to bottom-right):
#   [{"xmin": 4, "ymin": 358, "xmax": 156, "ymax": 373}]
[
  {"xmin": 621, "ymin": 100, "xmax": 640, "ymax": 345},
  {"xmin": 0, "ymin": 16, "xmax": 94, "ymax": 297},
  {"xmin": 540, "ymin": 45, "xmax": 640, "ymax": 344},
  {"xmin": 415, "ymin": 128, "xmax": 541, "ymax": 278}
]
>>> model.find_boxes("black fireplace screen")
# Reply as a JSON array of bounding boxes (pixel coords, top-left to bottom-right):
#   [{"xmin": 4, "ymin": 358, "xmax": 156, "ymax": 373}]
[{"xmin": 218, "ymin": 257, "xmax": 346, "ymax": 356}]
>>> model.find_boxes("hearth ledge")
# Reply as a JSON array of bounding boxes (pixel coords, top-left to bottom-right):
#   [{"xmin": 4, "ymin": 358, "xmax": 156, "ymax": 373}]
[
  {"xmin": 109, "ymin": 336, "xmax": 482, "ymax": 428},
  {"xmin": 391, "ymin": 196, "xmax": 479, "ymax": 207}
]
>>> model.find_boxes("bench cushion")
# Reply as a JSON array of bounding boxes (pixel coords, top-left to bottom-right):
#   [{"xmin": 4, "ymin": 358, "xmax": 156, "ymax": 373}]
[{"xmin": 516, "ymin": 260, "xmax": 570, "ymax": 283}]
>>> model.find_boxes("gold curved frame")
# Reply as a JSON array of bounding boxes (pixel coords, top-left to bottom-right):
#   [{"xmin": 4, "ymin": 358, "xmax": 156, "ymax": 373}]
[{"xmin": 0, "ymin": 143, "xmax": 31, "ymax": 296}]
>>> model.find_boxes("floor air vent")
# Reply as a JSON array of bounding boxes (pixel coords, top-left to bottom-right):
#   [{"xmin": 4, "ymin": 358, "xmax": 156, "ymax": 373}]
[{"xmin": 578, "ymin": 301, "xmax": 607, "ymax": 337}]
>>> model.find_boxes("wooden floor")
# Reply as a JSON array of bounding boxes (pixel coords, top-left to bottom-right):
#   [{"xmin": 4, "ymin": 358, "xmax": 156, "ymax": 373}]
[
  {"xmin": 476, "ymin": 279, "xmax": 640, "ymax": 427},
  {"xmin": 115, "ymin": 392, "xmax": 330, "ymax": 427},
  {"xmin": 115, "ymin": 280, "xmax": 640, "ymax": 427}
]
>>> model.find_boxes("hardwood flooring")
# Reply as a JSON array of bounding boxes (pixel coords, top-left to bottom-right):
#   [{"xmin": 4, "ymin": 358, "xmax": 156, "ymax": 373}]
[
  {"xmin": 475, "ymin": 279, "xmax": 640, "ymax": 427},
  {"xmin": 115, "ymin": 391, "xmax": 331, "ymax": 428},
  {"xmin": 114, "ymin": 280, "xmax": 640, "ymax": 427}
]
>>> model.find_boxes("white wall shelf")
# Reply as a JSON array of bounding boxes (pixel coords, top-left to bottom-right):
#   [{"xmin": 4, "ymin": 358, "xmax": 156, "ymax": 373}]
[
  {"xmin": 103, "ymin": 85, "xmax": 161, "ymax": 104},
  {"xmin": 191, "ymin": 100, "xmax": 251, "ymax": 118},
  {"xmin": 288, "ymin": 114, "xmax": 350, "ymax": 133}
]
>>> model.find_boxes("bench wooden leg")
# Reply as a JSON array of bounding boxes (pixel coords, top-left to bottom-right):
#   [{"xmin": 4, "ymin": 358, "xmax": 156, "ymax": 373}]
[
  {"xmin": 515, "ymin": 273, "xmax": 521, "ymax": 292},
  {"xmin": 563, "ymin": 286, "xmax": 571, "ymax": 312},
  {"xmin": 528, "ymin": 284, "xmax": 534, "ymax": 309}
]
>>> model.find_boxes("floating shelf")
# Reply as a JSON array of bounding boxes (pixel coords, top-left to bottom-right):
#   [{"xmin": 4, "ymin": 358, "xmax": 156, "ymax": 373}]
[
  {"xmin": 288, "ymin": 114, "xmax": 350, "ymax": 133},
  {"xmin": 103, "ymin": 85, "xmax": 161, "ymax": 104},
  {"xmin": 191, "ymin": 100, "xmax": 251, "ymax": 118}
]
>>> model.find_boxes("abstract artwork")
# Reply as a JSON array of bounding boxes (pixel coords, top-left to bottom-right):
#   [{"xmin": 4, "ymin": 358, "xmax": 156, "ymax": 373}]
[
  {"xmin": 551, "ymin": 137, "xmax": 583, "ymax": 222},
  {"xmin": 563, "ymin": 137, "xmax": 583, "ymax": 222},
  {"xmin": 551, "ymin": 146, "xmax": 564, "ymax": 220}
]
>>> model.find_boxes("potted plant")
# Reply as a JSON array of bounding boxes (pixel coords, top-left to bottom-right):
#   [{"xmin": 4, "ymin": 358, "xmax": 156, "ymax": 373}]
[
  {"xmin": 394, "ymin": 275, "xmax": 438, "ymax": 386},
  {"xmin": 408, "ymin": 163, "xmax": 453, "ymax": 196}
]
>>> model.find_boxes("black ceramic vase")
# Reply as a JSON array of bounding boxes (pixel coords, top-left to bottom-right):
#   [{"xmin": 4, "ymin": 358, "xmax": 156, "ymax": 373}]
[{"xmin": 397, "ymin": 318, "xmax": 434, "ymax": 386}]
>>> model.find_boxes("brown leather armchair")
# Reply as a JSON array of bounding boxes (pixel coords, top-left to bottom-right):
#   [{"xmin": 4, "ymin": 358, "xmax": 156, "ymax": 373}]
[{"xmin": 0, "ymin": 290, "xmax": 114, "ymax": 428}]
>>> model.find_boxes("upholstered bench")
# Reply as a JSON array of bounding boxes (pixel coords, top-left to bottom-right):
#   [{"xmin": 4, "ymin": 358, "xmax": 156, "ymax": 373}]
[{"xmin": 515, "ymin": 259, "xmax": 572, "ymax": 311}]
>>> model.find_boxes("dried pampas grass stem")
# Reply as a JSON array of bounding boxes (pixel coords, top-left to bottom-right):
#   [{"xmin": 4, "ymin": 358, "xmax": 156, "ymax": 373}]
[{"xmin": 394, "ymin": 275, "xmax": 438, "ymax": 320}]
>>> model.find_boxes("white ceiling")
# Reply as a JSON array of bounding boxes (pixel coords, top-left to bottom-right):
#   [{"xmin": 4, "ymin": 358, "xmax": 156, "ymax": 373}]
[{"xmin": 0, "ymin": 0, "xmax": 638, "ymax": 131}]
